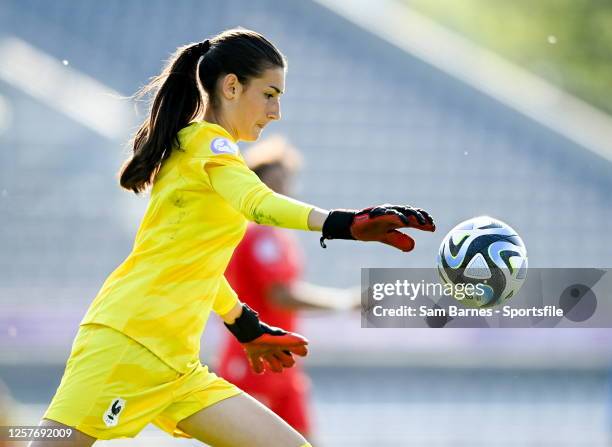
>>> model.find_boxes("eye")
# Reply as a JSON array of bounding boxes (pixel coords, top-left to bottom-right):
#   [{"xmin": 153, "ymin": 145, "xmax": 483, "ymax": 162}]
[{"xmin": 264, "ymin": 93, "xmax": 274, "ymax": 99}]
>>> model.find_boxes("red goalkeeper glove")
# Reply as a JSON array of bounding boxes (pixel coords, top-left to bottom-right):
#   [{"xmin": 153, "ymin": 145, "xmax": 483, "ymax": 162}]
[
  {"xmin": 320, "ymin": 204, "xmax": 435, "ymax": 252},
  {"xmin": 224, "ymin": 304, "xmax": 308, "ymax": 374}
]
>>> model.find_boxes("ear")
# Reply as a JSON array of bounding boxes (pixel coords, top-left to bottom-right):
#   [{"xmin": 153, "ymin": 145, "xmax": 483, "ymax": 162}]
[{"xmin": 220, "ymin": 73, "xmax": 242, "ymax": 100}]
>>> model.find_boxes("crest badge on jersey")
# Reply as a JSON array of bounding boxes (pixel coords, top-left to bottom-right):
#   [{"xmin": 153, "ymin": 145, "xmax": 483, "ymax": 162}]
[
  {"xmin": 103, "ymin": 398, "xmax": 126, "ymax": 427},
  {"xmin": 210, "ymin": 137, "xmax": 239, "ymax": 155}
]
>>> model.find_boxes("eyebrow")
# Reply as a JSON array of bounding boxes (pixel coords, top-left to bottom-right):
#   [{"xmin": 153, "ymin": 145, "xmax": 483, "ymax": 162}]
[{"xmin": 268, "ymin": 85, "xmax": 284, "ymax": 94}]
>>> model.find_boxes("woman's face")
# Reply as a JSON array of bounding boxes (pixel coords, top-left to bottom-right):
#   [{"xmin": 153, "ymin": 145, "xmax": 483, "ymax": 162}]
[{"xmin": 232, "ymin": 67, "xmax": 285, "ymax": 141}]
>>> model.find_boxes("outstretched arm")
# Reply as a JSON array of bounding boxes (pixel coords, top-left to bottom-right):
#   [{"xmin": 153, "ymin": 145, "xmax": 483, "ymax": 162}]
[
  {"xmin": 207, "ymin": 163, "xmax": 435, "ymax": 250},
  {"xmin": 207, "ymin": 163, "xmax": 315, "ymax": 230}
]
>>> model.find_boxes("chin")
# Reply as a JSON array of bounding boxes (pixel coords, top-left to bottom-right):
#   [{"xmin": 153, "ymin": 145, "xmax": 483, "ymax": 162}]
[
  {"xmin": 245, "ymin": 128, "xmax": 263, "ymax": 142},
  {"xmin": 242, "ymin": 134, "xmax": 259, "ymax": 142}
]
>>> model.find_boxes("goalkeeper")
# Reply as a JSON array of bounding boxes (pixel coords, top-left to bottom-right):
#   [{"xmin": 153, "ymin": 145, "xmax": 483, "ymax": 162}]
[{"xmin": 32, "ymin": 28, "xmax": 435, "ymax": 447}]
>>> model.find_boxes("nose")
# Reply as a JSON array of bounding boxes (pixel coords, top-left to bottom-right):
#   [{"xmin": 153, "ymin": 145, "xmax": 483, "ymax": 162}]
[{"xmin": 267, "ymin": 99, "xmax": 281, "ymax": 121}]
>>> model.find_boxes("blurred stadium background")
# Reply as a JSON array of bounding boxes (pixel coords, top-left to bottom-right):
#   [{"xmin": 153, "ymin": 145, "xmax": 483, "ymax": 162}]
[{"xmin": 1, "ymin": 0, "xmax": 612, "ymax": 445}]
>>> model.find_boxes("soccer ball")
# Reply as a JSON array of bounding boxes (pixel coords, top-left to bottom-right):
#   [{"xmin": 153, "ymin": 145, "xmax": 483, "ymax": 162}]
[{"xmin": 437, "ymin": 216, "xmax": 528, "ymax": 308}]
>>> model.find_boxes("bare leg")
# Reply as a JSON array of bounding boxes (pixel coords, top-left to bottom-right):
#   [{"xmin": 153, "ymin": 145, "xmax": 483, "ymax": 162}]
[
  {"xmin": 27, "ymin": 419, "xmax": 96, "ymax": 447},
  {"xmin": 177, "ymin": 393, "xmax": 309, "ymax": 447}
]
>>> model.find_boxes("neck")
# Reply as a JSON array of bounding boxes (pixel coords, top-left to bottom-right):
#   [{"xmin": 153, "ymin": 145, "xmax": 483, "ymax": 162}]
[{"xmin": 203, "ymin": 108, "xmax": 239, "ymax": 141}]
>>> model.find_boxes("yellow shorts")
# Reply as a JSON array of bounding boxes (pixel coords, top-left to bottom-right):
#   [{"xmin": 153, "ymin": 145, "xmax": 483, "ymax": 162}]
[{"xmin": 44, "ymin": 324, "xmax": 242, "ymax": 440}]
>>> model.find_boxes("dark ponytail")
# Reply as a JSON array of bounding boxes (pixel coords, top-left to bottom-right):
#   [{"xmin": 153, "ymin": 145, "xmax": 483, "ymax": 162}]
[
  {"xmin": 119, "ymin": 28, "xmax": 285, "ymax": 194},
  {"xmin": 120, "ymin": 41, "xmax": 208, "ymax": 193}
]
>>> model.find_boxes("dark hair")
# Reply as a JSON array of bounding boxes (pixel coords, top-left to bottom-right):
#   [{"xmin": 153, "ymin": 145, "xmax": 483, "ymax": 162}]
[{"xmin": 120, "ymin": 28, "xmax": 286, "ymax": 194}]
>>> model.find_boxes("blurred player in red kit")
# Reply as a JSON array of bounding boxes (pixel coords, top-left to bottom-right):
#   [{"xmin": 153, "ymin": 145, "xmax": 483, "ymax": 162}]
[{"xmin": 217, "ymin": 136, "xmax": 359, "ymax": 437}]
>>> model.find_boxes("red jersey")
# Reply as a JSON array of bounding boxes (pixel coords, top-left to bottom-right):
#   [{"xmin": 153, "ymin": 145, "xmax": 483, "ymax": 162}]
[
  {"xmin": 217, "ymin": 224, "xmax": 311, "ymax": 435},
  {"xmin": 218, "ymin": 223, "xmax": 303, "ymax": 374},
  {"xmin": 225, "ymin": 223, "xmax": 302, "ymax": 331}
]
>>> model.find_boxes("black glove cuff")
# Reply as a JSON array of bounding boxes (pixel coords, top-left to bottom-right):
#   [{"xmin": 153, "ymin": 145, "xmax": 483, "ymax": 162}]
[
  {"xmin": 224, "ymin": 304, "xmax": 264, "ymax": 343},
  {"xmin": 320, "ymin": 210, "xmax": 356, "ymax": 248}
]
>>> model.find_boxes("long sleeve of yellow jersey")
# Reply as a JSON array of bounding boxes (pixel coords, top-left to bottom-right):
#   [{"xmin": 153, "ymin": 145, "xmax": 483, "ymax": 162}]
[
  {"xmin": 212, "ymin": 276, "xmax": 239, "ymax": 316},
  {"xmin": 206, "ymin": 162, "xmax": 313, "ymax": 231}
]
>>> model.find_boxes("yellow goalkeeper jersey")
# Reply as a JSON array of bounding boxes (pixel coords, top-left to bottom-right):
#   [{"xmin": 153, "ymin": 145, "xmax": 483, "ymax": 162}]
[{"xmin": 82, "ymin": 121, "xmax": 312, "ymax": 373}]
